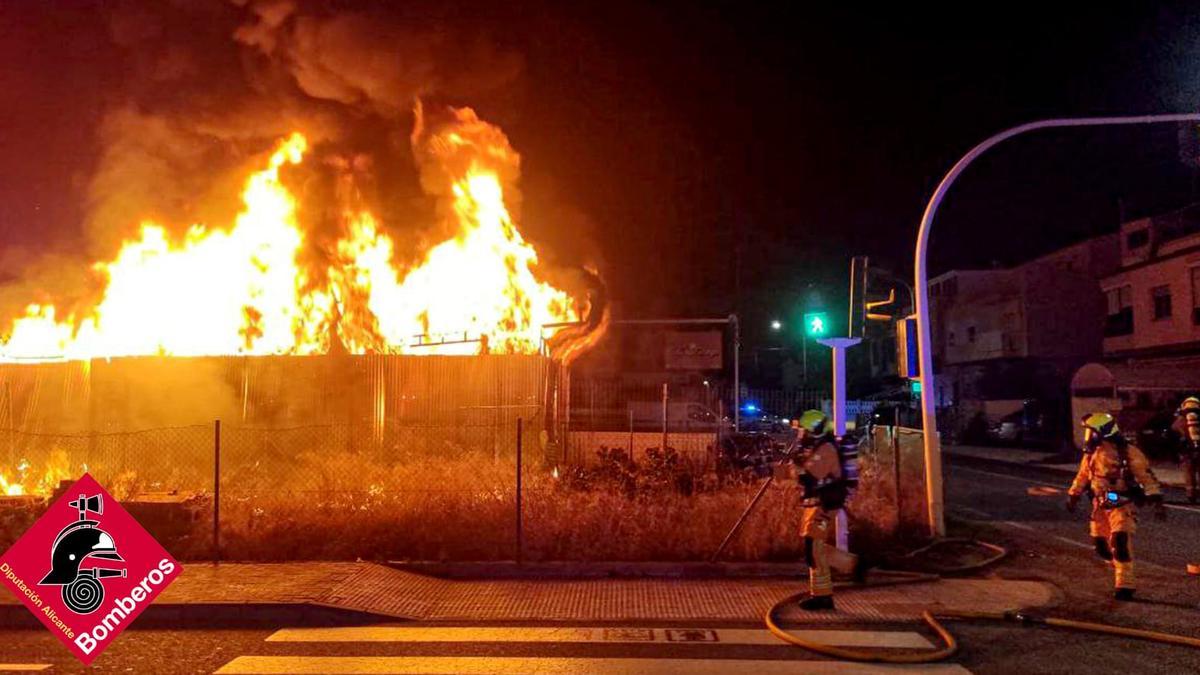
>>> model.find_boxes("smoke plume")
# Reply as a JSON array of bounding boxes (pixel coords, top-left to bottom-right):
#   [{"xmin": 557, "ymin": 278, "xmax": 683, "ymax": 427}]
[{"xmin": 1, "ymin": 0, "xmax": 525, "ymax": 323}]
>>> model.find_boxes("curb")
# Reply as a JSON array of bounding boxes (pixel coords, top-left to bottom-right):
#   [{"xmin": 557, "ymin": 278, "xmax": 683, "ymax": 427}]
[
  {"xmin": 0, "ymin": 602, "xmax": 392, "ymax": 630},
  {"xmin": 386, "ymin": 560, "xmax": 808, "ymax": 579}
]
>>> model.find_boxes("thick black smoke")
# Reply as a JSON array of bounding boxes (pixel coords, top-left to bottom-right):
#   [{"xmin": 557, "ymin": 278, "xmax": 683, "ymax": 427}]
[{"xmin": 1, "ymin": 0, "xmax": 525, "ymax": 323}]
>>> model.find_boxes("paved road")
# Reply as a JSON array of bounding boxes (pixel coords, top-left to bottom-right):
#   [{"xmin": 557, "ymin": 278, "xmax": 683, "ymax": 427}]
[
  {"xmin": 942, "ymin": 453, "xmax": 1200, "ymax": 674},
  {"xmin": 945, "ymin": 453, "xmax": 1200, "ymax": 574}
]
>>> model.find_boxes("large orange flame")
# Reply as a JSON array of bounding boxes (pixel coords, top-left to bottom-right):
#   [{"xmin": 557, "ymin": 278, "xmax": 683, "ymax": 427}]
[
  {"xmin": 0, "ymin": 109, "xmax": 584, "ymax": 360},
  {"xmin": 0, "ymin": 452, "xmax": 73, "ymax": 497}
]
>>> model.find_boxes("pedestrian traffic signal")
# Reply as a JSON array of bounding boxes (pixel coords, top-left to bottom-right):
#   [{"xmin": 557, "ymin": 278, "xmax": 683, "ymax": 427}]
[{"xmin": 803, "ymin": 312, "xmax": 829, "ymax": 337}]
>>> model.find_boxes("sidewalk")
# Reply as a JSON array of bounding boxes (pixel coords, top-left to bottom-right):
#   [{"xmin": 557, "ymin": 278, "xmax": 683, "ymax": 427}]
[
  {"xmin": 947, "ymin": 444, "xmax": 1185, "ymax": 487},
  {"xmin": 0, "ymin": 562, "xmax": 1058, "ymax": 627}
]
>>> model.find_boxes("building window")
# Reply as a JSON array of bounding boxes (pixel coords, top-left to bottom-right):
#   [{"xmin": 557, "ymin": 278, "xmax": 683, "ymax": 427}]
[
  {"xmin": 967, "ymin": 326, "xmax": 976, "ymax": 343},
  {"xmin": 1104, "ymin": 285, "xmax": 1134, "ymax": 337},
  {"xmin": 1191, "ymin": 268, "xmax": 1200, "ymax": 325},
  {"xmin": 948, "ymin": 331, "xmax": 956, "ymax": 347},
  {"xmin": 1126, "ymin": 228, "xmax": 1150, "ymax": 249},
  {"xmin": 1152, "ymin": 285, "xmax": 1172, "ymax": 321}
]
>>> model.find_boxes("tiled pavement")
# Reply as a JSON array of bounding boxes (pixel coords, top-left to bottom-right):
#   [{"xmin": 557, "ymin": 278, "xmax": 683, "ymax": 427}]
[{"xmin": 4, "ymin": 561, "xmax": 1056, "ymax": 624}]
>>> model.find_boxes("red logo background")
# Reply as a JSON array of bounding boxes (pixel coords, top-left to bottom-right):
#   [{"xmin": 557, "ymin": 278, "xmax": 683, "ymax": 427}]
[{"xmin": 0, "ymin": 474, "xmax": 182, "ymax": 665}]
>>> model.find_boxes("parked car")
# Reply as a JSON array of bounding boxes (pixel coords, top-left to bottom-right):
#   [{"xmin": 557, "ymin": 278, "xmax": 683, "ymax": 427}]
[
  {"xmin": 1120, "ymin": 410, "xmax": 1179, "ymax": 460},
  {"xmin": 863, "ymin": 402, "xmax": 922, "ymax": 429},
  {"xmin": 626, "ymin": 401, "xmax": 727, "ymax": 432},
  {"xmin": 738, "ymin": 407, "xmax": 791, "ymax": 434},
  {"xmin": 984, "ymin": 401, "xmax": 1055, "ymax": 448}
]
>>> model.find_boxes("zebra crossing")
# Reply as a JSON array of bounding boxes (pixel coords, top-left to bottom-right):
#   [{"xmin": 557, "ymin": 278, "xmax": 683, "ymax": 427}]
[{"xmin": 214, "ymin": 624, "xmax": 973, "ymax": 674}]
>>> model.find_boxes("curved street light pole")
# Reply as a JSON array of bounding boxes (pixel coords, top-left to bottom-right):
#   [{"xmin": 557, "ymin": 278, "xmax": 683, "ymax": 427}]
[{"xmin": 916, "ymin": 113, "xmax": 1200, "ymax": 538}]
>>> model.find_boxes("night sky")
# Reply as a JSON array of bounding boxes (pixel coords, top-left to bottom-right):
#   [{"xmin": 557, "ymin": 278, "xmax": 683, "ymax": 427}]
[{"xmin": 4, "ymin": 2, "xmax": 1200, "ymax": 347}]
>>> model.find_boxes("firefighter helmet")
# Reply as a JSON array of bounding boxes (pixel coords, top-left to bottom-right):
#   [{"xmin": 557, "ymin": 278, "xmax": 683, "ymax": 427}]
[
  {"xmin": 1081, "ymin": 412, "xmax": 1120, "ymax": 451},
  {"xmin": 39, "ymin": 523, "xmax": 124, "ymax": 586},
  {"xmin": 796, "ymin": 410, "xmax": 830, "ymax": 436},
  {"xmin": 1181, "ymin": 396, "xmax": 1200, "ymax": 413}
]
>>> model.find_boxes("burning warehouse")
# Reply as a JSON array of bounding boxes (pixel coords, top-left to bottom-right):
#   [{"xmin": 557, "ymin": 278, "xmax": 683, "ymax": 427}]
[
  {"xmin": 0, "ymin": 106, "xmax": 606, "ymax": 496},
  {"xmin": 0, "ymin": 4, "xmax": 606, "ymax": 497}
]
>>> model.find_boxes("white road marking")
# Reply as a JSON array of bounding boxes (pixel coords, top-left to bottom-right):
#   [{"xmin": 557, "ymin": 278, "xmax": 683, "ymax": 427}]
[
  {"xmin": 951, "ymin": 465, "xmax": 1064, "ymax": 489},
  {"xmin": 953, "ymin": 505, "xmax": 1049, "ymax": 537},
  {"xmin": 951, "ymin": 504, "xmax": 1179, "ymax": 573},
  {"xmin": 267, "ymin": 625, "xmax": 934, "ymax": 649},
  {"xmin": 215, "ymin": 655, "xmax": 972, "ymax": 674},
  {"xmin": 1050, "ymin": 535, "xmax": 1093, "ymax": 550},
  {"xmin": 952, "ymin": 465, "xmax": 1200, "ymax": 515},
  {"xmin": 954, "ymin": 504, "xmax": 1097, "ymax": 550}
]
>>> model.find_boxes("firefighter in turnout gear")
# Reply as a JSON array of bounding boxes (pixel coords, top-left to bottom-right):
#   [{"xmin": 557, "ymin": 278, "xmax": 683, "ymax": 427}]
[
  {"xmin": 1173, "ymin": 396, "xmax": 1200, "ymax": 503},
  {"xmin": 792, "ymin": 409, "xmax": 851, "ymax": 611},
  {"xmin": 1067, "ymin": 412, "xmax": 1166, "ymax": 600}
]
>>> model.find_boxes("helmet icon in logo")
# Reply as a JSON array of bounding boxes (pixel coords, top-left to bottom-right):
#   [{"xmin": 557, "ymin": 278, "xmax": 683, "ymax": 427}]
[{"xmin": 38, "ymin": 493, "xmax": 127, "ymax": 614}]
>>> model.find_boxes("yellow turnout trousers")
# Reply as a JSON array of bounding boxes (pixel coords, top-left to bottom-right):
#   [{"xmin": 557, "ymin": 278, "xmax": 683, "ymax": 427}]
[{"xmin": 1090, "ymin": 500, "xmax": 1137, "ymax": 589}]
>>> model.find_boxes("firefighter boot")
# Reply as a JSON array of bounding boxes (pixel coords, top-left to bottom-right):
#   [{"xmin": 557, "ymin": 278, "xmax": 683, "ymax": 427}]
[
  {"xmin": 802, "ymin": 535, "xmax": 835, "ymax": 611},
  {"xmin": 1112, "ymin": 532, "xmax": 1135, "ymax": 601},
  {"xmin": 799, "ymin": 594, "xmax": 835, "ymax": 611}
]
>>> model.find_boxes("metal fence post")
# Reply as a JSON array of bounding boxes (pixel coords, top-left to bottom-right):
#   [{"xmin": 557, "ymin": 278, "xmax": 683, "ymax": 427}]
[
  {"xmin": 628, "ymin": 408, "xmax": 634, "ymax": 457},
  {"xmin": 213, "ymin": 419, "xmax": 221, "ymax": 565},
  {"xmin": 516, "ymin": 417, "xmax": 523, "ymax": 564},
  {"xmin": 892, "ymin": 408, "xmax": 902, "ymax": 530},
  {"xmin": 661, "ymin": 382, "xmax": 669, "ymax": 453}
]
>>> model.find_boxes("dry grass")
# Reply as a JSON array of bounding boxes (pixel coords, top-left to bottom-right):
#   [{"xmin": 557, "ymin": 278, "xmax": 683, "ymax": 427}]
[{"xmin": 2, "ymin": 440, "xmax": 917, "ymax": 562}]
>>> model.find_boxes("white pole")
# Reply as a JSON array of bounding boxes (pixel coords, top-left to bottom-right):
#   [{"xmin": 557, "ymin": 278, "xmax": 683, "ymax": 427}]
[
  {"xmin": 817, "ymin": 337, "xmax": 861, "ymax": 436},
  {"xmin": 818, "ymin": 337, "xmax": 861, "ymax": 550},
  {"xmin": 913, "ymin": 113, "xmax": 1200, "ymax": 538}
]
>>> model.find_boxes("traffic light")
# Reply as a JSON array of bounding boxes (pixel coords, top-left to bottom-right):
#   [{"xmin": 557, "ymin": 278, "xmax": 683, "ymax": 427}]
[
  {"xmin": 803, "ymin": 311, "xmax": 829, "ymax": 337},
  {"xmin": 848, "ymin": 256, "xmax": 869, "ymax": 338}
]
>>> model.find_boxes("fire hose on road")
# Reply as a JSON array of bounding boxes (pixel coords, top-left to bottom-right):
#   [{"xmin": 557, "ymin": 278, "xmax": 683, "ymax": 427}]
[
  {"xmin": 762, "ymin": 553, "xmax": 1200, "ymax": 663},
  {"xmin": 715, "ymin": 446, "xmax": 1200, "ymax": 662}
]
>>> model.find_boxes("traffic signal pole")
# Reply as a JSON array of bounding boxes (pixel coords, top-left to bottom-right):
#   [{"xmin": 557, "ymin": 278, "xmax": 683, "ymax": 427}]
[
  {"xmin": 816, "ymin": 338, "xmax": 861, "ymax": 437},
  {"xmin": 913, "ymin": 113, "xmax": 1200, "ymax": 539},
  {"xmin": 818, "ymin": 336, "xmax": 860, "ymax": 551}
]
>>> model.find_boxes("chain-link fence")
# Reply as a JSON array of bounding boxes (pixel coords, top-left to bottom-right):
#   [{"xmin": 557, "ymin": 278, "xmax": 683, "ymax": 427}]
[
  {"xmin": 0, "ymin": 355, "xmax": 554, "ymax": 561},
  {"xmin": 561, "ymin": 378, "xmax": 829, "ymax": 468},
  {"xmin": 0, "ymin": 417, "xmax": 931, "ymax": 562},
  {"xmin": 0, "ymin": 417, "xmax": 543, "ymax": 561},
  {"xmin": 2, "ymin": 425, "xmax": 213, "ymax": 496},
  {"xmin": 846, "ymin": 425, "xmax": 930, "ymax": 549},
  {"xmin": 0, "ymin": 356, "xmax": 923, "ymax": 562}
]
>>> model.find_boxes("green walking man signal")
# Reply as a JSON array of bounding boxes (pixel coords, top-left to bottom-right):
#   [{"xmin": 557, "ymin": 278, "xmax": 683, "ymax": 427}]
[{"xmin": 803, "ymin": 312, "xmax": 829, "ymax": 337}]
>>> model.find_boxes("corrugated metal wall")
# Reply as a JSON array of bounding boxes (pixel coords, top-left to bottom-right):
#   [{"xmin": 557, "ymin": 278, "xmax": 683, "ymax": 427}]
[{"xmin": 0, "ymin": 354, "xmax": 551, "ymax": 443}]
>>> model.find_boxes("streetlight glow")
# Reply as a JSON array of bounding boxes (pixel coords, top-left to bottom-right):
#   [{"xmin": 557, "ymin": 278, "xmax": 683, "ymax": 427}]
[{"xmin": 770, "ymin": 319, "xmax": 782, "ymax": 331}]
